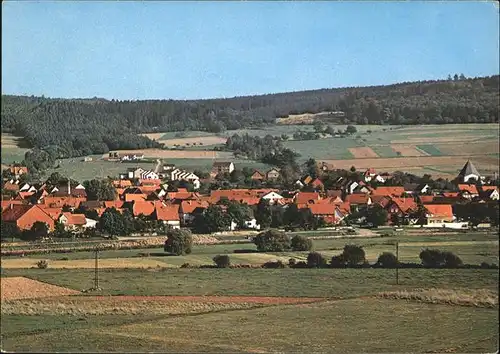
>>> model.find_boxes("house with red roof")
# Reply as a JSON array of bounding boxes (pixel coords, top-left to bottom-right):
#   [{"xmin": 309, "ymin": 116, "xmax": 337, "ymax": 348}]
[
  {"xmin": 130, "ymin": 201, "xmax": 155, "ymax": 217},
  {"xmin": 310, "ymin": 178, "xmax": 324, "ymax": 189},
  {"xmin": 479, "ymin": 186, "xmax": 499, "ymax": 200},
  {"xmin": 1, "ymin": 204, "xmax": 55, "ymax": 230},
  {"xmin": 345, "ymin": 194, "xmax": 372, "ymax": 211},
  {"xmin": 153, "ymin": 203, "xmax": 180, "ymax": 229},
  {"xmin": 59, "ymin": 212, "xmax": 87, "ymax": 231},
  {"xmin": 179, "ymin": 200, "xmax": 209, "ymax": 225},
  {"xmin": 294, "ymin": 192, "xmax": 321, "ymax": 204},
  {"xmin": 423, "ymin": 204, "xmax": 455, "ymax": 225},
  {"xmin": 250, "ymin": 170, "xmax": 265, "ymax": 181},
  {"xmin": 457, "ymin": 184, "xmax": 479, "ymax": 199},
  {"xmin": 307, "ymin": 203, "xmax": 346, "ymax": 224},
  {"xmin": 371, "ymin": 186, "xmax": 405, "ymax": 197}
]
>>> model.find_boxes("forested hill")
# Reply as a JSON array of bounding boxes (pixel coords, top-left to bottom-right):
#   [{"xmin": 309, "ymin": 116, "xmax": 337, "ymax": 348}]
[{"xmin": 1, "ymin": 74, "xmax": 498, "ymax": 159}]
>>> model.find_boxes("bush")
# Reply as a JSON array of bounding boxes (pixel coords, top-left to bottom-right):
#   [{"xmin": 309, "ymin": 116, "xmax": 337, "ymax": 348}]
[
  {"xmin": 262, "ymin": 260, "xmax": 286, "ymax": 269},
  {"xmin": 419, "ymin": 249, "xmax": 463, "ymax": 268},
  {"xmin": 288, "ymin": 258, "xmax": 297, "ymax": 267},
  {"xmin": 330, "ymin": 254, "xmax": 345, "ymax": 268},
  {"xmin": 180, "ymin": 263, "xmax": 191, "ymax": 268},
  {"xmin": 290, "ymin": 235, "xmax": 312, "ymax": 251},
  {"xmin": 342, "ymin": 245, "xmax": 366, "ymax": 266},
  {"xmin": 307, "ymin": 252, "xmax": 326, "ymax": 268},
  {"xmin": 164, "ymin": 229, "xmax": 193, "ymax": 255},
  {"xmin": 253, "ymin": 229, "xmax": 291, "ymax": 252},
  {"xmin": 60, "ymin": 257, "xmax": 69, "ymax": 261},
  {"xmin": 292, "ymin": 261, "xmax": 308, "ymax": 268},
  {"xmin": 376, "ymin": 252, "xmax": 399, "ymax": 268},
  {"xmin": 36, "ymin": 260, "xmax": 48, "ymax": 269},
  {"xmin": 443, "ymin": 251, "xmax": 463, "ymax": 268},
  {"xmin": 213, "ymin": 255, "xmax": 231, "ymax": 268}
]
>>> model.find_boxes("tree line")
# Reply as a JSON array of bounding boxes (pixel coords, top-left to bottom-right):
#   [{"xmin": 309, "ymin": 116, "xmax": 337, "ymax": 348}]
[{"xmin": 1, "ymin": 75, "xmax": 498, "ymax": 164}]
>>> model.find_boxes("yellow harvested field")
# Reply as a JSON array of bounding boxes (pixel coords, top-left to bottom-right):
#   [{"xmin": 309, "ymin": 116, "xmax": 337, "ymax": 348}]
[
  {"xmin": 1, "ymin": 297, "xmax": 262, "ymax": 316},
  {"xmin": 1, "ymin": 277, "xmax": 80, "ymax": 301},
  {"xmin": 348, "ymin": 147, "xmax": 379, "ymax": 158},
  {"xmin": 321, "ymin": 155, "xmax": 499, "ymax": 171},
  {"xmin": 390, "ymin": 144, "xmax": 428, "ymax": 157},
  {"xmin": 159, "ymin": 136, "xmax": 227, "ymax": 146},
  {"xmin": 1, "ymin": 258, "xmax": 175, "ymax": 269},
  {"xmin": 377, "ymin": 288, "xmax": 498, "ymax": 308},
  {"xmin": 101, "ymin": 149, "xmax": 233, "ymax": 159},
  {"xmin": 276, "ymin": 113, "xmax": 315, "ymax": 124}
]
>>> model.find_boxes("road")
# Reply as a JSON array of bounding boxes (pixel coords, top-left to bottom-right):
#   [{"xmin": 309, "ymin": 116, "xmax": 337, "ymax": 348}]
[{"xmin": 154, "ymin": 159, "xmax": 161, "ymax": 174}]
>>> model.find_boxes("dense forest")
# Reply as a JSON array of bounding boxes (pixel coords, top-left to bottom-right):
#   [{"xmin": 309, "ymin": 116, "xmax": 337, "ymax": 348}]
[{"xmin": 1, "ymin": 74, "xmax": 498, "ymax": 161}]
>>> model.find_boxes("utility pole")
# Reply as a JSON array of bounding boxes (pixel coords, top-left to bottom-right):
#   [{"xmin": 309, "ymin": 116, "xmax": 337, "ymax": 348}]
[
  {"xmin": 395, "ymin": 241, "xmax": 399, "ymax": 285},
  {"xmin": 93, "ymin": 246, "xmax": 101, "ymax": 291}
]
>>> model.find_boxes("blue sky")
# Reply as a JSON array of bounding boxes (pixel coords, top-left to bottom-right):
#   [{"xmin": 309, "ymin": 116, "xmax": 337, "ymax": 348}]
[{"xmin": 2, "ymin": 1, "xmax": 499, "ymax": 100}]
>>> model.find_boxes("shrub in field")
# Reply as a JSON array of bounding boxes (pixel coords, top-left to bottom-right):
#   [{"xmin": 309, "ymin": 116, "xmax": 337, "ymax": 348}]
[
  {"xmin": 307, "ymin": 252, "xmax": 326, "ymax": 268},
  {"xmin": 290, "ymin": 235, "xmax": 312, "ymax": 251},
  {"xmin": 342, "ymin": 245, "xmax": 366, "ymax": 266},
  {"xmin": 419, "ymin": 249, "xmax": 463, "ymax": 268},
  {"xmin": 180, "ymin": 263, "xmax": 191, "ymax": 268},
  {"xmin": 376, "ymin": 252, "xmax": 399, "ymax": 268},
  {"xmin": 36, "ymin": 260, "xmax": 48, "ymax": 269},
  {"xmin": 288, "ymin": 258, "xmax": 297, "ymax": 267},
  {"xmin": 213, "ymin": 255, "xmax": 231, "ymax": 268},
  {"xmin": 262, "ymin": 260, "xmax": 286, "ymax": 269},
  {"xmin": 330, "ymin": 255, "xmax": 346, "ymax": 268},
  {"xmin": 164, "ymin": 229, "xmax": 193, "ymax": 255},
  {"xmin": 443, "ymin": 251, "xmax": 463, "ymax": 268},
  {"xmin": 253, "ymin": 229, "xmax": 291, "ymax": 252}
]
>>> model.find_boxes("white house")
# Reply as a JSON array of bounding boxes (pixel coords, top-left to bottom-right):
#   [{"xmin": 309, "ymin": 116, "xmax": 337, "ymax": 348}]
[
  {"xmin": 261, "ymin": 191, "xmax": 284, "ymax": 204},
  {"xmin": 84, "ymin": 218, "xmax": 98, "ymax": 229},
  {"xmin": 140, "ymin": 170, "xmax": 159, "ymax": 180},
  {"xmin": 128, "ymin": 168, "xmax": 145, "ymax": 179},
  {"xmin": 169, "ymin": 169, "xmax": 200, "ymax": 189},
  {"xmin": 230, "ymin": 218, "xmax": 260, "ymax": 231}
]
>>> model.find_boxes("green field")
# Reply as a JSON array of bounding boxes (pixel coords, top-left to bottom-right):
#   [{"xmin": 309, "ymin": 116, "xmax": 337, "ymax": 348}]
[
  {"xmin": 1, "ymin": 267, "xmax": 498, "ymax": 352},
  {"xmin": 43, "ymin": 158, "xmax": 157, "ymax": 181},
  {"xmin": 3, "ymin": 231, "xmax": 499, "ymax": 266},
  {"xmin": 417, "ymin": 144, "xmax": 443, "ymax": 156}
]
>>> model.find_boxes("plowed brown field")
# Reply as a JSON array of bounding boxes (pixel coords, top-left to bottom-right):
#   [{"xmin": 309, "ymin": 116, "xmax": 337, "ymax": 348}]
[
  {"xmin": 348, "ymin": 147, "xmax": 379, "ymax": 158},
  {"xmin": 1, "ymin": 277, "xmax": 80, "ymax": 301}
]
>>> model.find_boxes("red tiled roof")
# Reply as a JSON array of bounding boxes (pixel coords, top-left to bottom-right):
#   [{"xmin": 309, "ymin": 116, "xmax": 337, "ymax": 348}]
[
  {"xmin": 418, "ymin": 195, "xmax": 435, "ymax": 203},
  {"xmin": 42, "ymin": 196, "xmax": 85, "ymax": 208},
  {"xmin": 308, "ymin": 203, "xmax": 336, "ymax": 216},
  {"xmin": 390, "ymin": 197, "xmax": 418, "ymax": 213},
  {"xmin": 9, "ymin": 166, "xmax": 28, "ymax": 175},
  {"xmin": 125, "ymin": 194, "xmax": 147, "ymax": 202},
  {"xmin": 61, "ymin": 212, "xmax": 86, "ymax": 226},
  {"xmin": 310, "ymin": 178, "xmax": 324, "ymax": 187},
  {"xmin": 139, "ymin": 179, "xmax": 162, "ymax": 186},
  {"xmin": 104, "ymin": 200, "xmax": 125, "ymax": 209},
  {"xmin": 371, "ymin": 186, "xmax": 405, "ymax": 197},
  {"xmin": 345, "ymin": 194, "xmax": 370, "ymax": 204},
  {"xmin": 180, "ymin": 200, "xmax": 209, "ymax": 214},
  {"xmin": 371, "ymin": 195, "xmax": 391, "ymax": 208},
  {"xmin": 481, "ymin": 186, "xmax": 498, "ymax": 192},
  {"xmin": 337, "ymin": 202, "xmax": 351, "ymax": 215},
  {"xmin": 294, "ymin": 192, "xmax": 321, "ymax": 204},
  {"xmin": 155, "ymin": 204, "xmax": 180, "ymax": 221},
  {"xmin": 442, "ymin": 192, "xmax": 460, "ymax": 198},
  {"xmin": 458, "ymin": 184, "xmax": 479, "ymax": 195},
  {"xmin": 17, "ymin": 192, "xmax": 34, "ymax": 200},
  {"xmin": 1, "ymin": 204, "xmax": 33, "ymax": 221},
  {"xmin": 38, "ymin": 206, "xmax": 63, "ymax": 220},
  {"xmin": 423, "ymin": 204, "xmax": 453, "ymax": 218},
  {"xmin": 4, "ymin": 182, "xmax": 20, "ymax": 191},
  {"xmin": 132, "ymin": 201, "xmax": 155, "ymax": 217},
  {"xmin": 1, "ymin": 200, "xmax": 24, "ymax": 212}
]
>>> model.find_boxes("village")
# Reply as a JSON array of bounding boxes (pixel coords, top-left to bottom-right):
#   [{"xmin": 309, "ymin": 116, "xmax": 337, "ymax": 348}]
[{"xmin": 1, "ymin": 157, "xmax": 498, "ymax": 240}]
